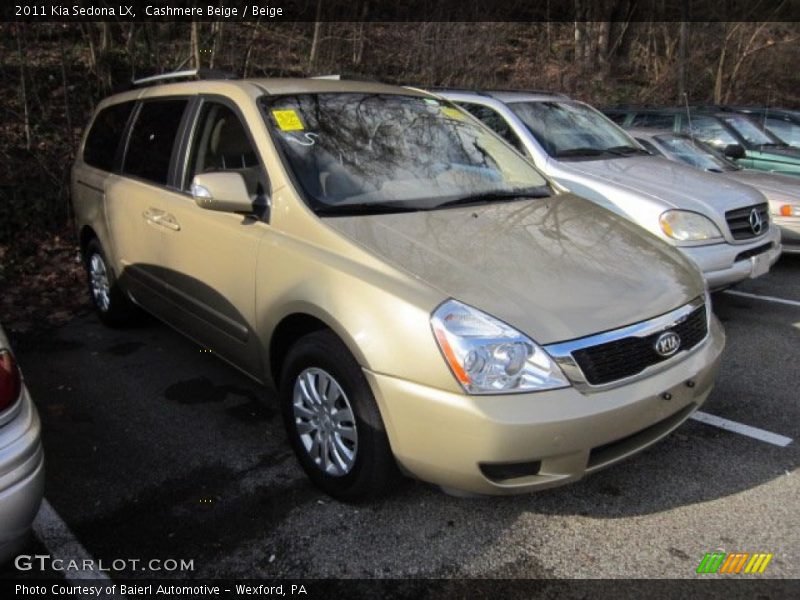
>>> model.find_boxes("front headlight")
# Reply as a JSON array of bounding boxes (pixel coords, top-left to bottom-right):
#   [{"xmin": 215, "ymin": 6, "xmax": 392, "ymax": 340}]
[
  {"xmin": 430, "ymin": 299, "xmax": 570, "ymax": 394},
  {"xmin": 659, "ymin": 210, "xmax": 723, "ymax": 242}
]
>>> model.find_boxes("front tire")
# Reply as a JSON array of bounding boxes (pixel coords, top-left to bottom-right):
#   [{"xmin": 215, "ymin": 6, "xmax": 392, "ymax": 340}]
[
  {"xmin": 83, "ymin": 239, "xmax": 139, "ymax": 327},
  {"xmin": 280, "ymin": 330, "xmax": 399, "ymax": 502}
]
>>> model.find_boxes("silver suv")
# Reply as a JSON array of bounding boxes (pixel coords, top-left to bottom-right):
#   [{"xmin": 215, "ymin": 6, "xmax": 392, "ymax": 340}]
[{"xmin": 435, "ymin": 90, "xmax": 783, "ymax": 290}]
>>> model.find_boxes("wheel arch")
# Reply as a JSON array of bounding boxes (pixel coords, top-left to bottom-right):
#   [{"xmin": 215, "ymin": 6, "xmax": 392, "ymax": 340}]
[
  {"xmin": 267, "ymin": 309, "xmax": 368, "ymax": 389},
  {"xmin": 79, "ymin": 225, "xmax": 99, "ymax": 258}
]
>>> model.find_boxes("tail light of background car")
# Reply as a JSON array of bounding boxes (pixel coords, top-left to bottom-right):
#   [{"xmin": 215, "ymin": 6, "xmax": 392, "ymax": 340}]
[{"xmin": 0, "ymin": 350, "xmax": 22, "ymax": 411}]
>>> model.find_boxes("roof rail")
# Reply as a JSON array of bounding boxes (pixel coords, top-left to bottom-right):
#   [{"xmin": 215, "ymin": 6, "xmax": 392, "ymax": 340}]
[
  {"xmin": 131, "ymin": 68, "xmax": 237, "ymax": 87},
  {"xmin": 309, "ymin": 73, "xmax": 381, "ymax": 82},
  {"xmin": 425, "ymin": 87, "xmax": 492, "ymax": 97},
  {"xmin": 486, "ymin": 88, "xmax": 569, "ymax": 98},
  {"xmin": 426, "ymin": 87, "xmax": 569, "ymax": 99}
]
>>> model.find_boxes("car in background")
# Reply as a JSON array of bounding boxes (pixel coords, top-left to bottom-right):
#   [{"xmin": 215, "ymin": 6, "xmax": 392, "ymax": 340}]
[
  {"xmin": 630, "ymin": 129, "xmax": 800, "ymax": 255},
  {"xmin": 72, "ymin": 75, "xmax": 726, "ymax": 499},
  {"xmin": 0, "ymin": 324, "xmax": 44, "ymax": 562},
  {"xmin": 603, "ymin": 107, "xmax": 800, "ymax": 177},
  {"xmin": 434, "ymin": 89, "xmax": 782, "ymax": 290},
  {"xmin": 716, "ymin": 107, "xmax": 800, "ymax": 149}
]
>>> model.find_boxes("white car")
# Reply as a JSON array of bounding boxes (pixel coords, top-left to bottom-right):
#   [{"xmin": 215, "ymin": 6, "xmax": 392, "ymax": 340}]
[
  {"xmin": 0, "ymin": 324, "xmax": 44, "ymax": 562},
  {"xmin": 433, "ymin": 90, "xmax": 782, "ymax": 290}
]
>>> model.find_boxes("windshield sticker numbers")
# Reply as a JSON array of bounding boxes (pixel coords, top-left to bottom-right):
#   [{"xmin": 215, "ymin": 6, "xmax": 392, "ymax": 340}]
[
  {"xmin": 287, "ymin": 132, "xmax": 319, "ymax": 147},
  {"xmin": 441, "ymin": 107, "xmax": 465, "ymax": 120},
  {"xmin": 272, "ymin": 109, "xmax": 305, "ymax": 131}
]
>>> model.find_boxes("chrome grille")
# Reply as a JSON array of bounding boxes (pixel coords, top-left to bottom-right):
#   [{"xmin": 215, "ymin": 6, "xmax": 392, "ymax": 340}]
[
  {"xmin": 726, "ymin": 203, "xmax": 769, "ymax": 240},
  {"xmin": 544, "ymin": 297, "xmax": 710, "ymax": 390},
  {"xmin": 572, "ymin": 306, "xmax": 707, "ymax": 385}
]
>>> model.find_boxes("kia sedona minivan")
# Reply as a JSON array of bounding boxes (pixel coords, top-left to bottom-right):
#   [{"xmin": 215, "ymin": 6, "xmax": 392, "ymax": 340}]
[
  {"xmin": 436, "ymin": 90, "xmax": 782, "ymax": 290},
  {"xmin": 72, "ymin": 75, "xmax": 724, "ymax": 500}
]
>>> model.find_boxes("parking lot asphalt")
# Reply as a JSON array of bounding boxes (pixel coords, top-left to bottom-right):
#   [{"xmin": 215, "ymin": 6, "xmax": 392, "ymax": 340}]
[{"xmin": 2, "ymin": 256, "xmax": 799, "ymax": 581}]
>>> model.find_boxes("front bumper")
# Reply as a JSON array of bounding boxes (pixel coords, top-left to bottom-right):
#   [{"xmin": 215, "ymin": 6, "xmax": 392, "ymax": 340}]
[
  {"xmin": 0, "ymin": 388, "xmax": 45, "ymax": 563},
  {"xmin": 681, "ymin": 227, "xmax": 782, "ymax": 290},
  {"xmin": 774, "ymin": 217, "xmax": 800, "ymax": 254},
  {"xmin": 366, "ymin": 316, "xmax": 725, "ymax": 495}
]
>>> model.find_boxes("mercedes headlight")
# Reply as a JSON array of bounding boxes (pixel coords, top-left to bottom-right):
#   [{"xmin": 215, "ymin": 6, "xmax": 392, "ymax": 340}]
[
  {"xmin": 431, "ymin": 299, "xmax": 569, "ymax": 394},
  {"xmin": 659, "ymin": 210, "xmax": 723, "ymax": 242}
]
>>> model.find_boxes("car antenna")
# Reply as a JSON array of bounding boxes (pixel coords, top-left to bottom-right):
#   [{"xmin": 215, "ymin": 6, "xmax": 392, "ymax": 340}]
[
  {"xmin": 763, "ymin": 87, "xmax": 772, "ymax": 132},
  {"xmin": 683, "ymin": 92, "xmax": 695, "ymax": 146}
]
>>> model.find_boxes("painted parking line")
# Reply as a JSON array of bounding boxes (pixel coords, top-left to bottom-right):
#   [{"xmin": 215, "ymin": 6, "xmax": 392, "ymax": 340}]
[
  {"xmin": 723, "ymin": 289, "xmax": 800, "ymax": 308},
  {"xmin": 32, "ymin": 499, "xmax": 126, "ymax": 599},
  {"xmin": 690, "ymin": 411, "xmax": 793, "ymax": 447}
]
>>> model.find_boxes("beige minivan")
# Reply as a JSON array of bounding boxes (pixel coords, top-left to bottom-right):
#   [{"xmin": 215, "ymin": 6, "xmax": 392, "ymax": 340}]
[{"xmin": 72, "ymin": 74, "xmax": 725, "ymax": 500}]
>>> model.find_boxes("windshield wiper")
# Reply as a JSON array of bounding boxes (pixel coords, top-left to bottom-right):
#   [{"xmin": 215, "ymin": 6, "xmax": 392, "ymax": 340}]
[
  {"xmin": 314, "ymin": 202, "xmax": 421, "ymax": 216},
  {"xmin": 554, "ymin": 147, "xmax": 608, "ymax": 158},
  {"xmin": 604, "ymin": 145, "xmax": 651, "ymax": 156},
  {"xmin": 434, "ymin": 186, "xmax": 551, "ymax": 209},
  {"xmin": 760, "ymin": 142, "xmax": 789, "ymax": 148}
]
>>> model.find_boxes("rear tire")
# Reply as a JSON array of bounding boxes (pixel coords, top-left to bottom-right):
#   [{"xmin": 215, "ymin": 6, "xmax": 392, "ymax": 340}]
[
  {"xmin": 83, "ymin": 239, "xmax": 139, "ymax": 327},
  {"xmin": 280, "ymin": 329, "xmax": 399, "ymax": 502}
]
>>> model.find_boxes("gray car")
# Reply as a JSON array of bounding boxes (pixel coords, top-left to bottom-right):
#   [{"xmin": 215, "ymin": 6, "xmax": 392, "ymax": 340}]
[
  {"xmin": 0, "ymin": 324, "xmax": 44, "ymax": 562},
  {"xmin": 433, "ymin": 89, "xmax": 783, "ymax": 290},
  {"xmin": 631, "ymin": 129, "xmax": 800, "ymax": 255}
]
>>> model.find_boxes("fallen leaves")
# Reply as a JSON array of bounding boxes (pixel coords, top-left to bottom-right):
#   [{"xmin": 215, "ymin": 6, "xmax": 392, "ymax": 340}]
[{"xmin": 0, "ymin": 226, "xmax": 89, "ymax": 333}]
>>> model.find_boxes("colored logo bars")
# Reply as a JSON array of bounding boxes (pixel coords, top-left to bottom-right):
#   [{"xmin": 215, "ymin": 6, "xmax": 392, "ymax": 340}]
[{"xmin": 696, "ymin": 552, "xmax": 773, "ymax": 574}]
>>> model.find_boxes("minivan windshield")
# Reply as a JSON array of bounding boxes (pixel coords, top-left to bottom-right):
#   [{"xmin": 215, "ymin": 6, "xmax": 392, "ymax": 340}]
[
  {"xmin": 261, "ymin": 93, "xmax": 550, "ymax": 215},
  {"xmin": 653, "ymin": 134, "xmax": 739, "ymax": 172},
  {"xmin": 507, "ymin": 100, "xmax": 647, "ymax": 160}
]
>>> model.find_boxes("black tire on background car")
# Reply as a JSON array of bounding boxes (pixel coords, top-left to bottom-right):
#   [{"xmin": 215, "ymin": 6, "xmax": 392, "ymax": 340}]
[
  {"xmin": 280, "ymin": 329, "xmax": 400, "ymax": 502},
  {"xmin": 83, "ymin": 239, "xmax": 139, "ymax": 327}
]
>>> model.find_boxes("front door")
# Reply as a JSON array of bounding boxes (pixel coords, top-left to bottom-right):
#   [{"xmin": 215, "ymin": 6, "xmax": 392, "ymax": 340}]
[{"xmin": 158, "ymin": 99, "xmax": 270, "ymax": 376}]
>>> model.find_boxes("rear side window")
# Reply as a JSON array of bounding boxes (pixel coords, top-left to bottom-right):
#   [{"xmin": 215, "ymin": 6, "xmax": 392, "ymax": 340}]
[
  {"xmin": 630, "ymin": 113, "xmax": 675, "ymax": 129},
  {"xmin": 123, "ymin": 100, "xmax": 188, "ymax": 185},
  {"xmin": 83, "ymin": 101, "xmax": 135, "ymax": 171},
  {"xmin": 604, "ymin": 112, "xmax": 627, "ymax": 125}
]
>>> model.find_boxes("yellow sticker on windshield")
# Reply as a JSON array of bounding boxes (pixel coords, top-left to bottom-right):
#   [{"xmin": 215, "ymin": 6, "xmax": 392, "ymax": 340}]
[
  {"xmin": 272, "ymin": 109, "xmax": 305, "ymax": 131},
  {"xmin": 441, "ymin": 107, "xmax": 465, "ymax": 120}
]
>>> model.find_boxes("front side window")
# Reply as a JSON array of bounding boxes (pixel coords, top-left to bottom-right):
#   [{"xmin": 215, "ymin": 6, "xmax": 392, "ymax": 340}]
[
  {"xmin": 508, "ymin": 101, "xmax": 645, "ymax": 159},
  {"xmin": 721, "ymin": 114, "xmax": 781, "ymax": 147},
  {"xmin": 458, "ymin": 103, "xmax": 526, "ymax": 154},
  {"xmin": 123, "ymin": 100, "xmax": 188, "ymax": 185},
  {"xmin": 680, "ymin": 116, "xmax": 738, "ymax": 149},
  {"xmin": 83, "ymin": 101, "xmax": 135, "ymax": 171},
  {"xmin": 653, "ymin": 135, "xmax": 738, "ymax": 172},
  {"xmin": 261, "ymin": 93, "xmax": 550, "ymax": 215},
  {"xmin": 186, "ymin": 102, "xmax": 267, "ymax": 199}
]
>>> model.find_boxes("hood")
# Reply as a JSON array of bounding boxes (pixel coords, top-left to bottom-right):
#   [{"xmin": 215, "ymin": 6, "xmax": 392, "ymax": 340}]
[
  {"xmin": 722, "ymin": 169, "xmax": 800, "ymax": 203},
  {"xmin": 324, "ymin": 194, "xmax": 704, "ymax": 344},
  {"xmin": 558, "ymin": 155, "xmax": 766, "ymax": 213}
]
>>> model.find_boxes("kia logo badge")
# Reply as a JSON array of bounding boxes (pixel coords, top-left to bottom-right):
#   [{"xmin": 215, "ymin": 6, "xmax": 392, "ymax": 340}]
[
  {"xmin": 749, "ymin": 208, "xmax": 763, "ymax": 235},
  {"xmin": 654, "ymin": 331, "xmax": 681, "ymax": 357}
]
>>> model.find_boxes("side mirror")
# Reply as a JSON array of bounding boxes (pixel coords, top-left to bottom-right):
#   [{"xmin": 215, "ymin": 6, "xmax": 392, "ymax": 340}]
[
  {"xmin": 191, "ymin": 172, "xmax": 253, "ymax": 213},
  {"xmin": 723, "ymin": 143, "xmax": 746, "ymax": 160}
]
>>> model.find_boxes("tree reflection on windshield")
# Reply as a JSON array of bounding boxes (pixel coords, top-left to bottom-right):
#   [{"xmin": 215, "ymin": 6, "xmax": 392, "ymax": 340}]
[{"xmin": 261, "ymin": 93, "xmax": 549, "ymax": 214}]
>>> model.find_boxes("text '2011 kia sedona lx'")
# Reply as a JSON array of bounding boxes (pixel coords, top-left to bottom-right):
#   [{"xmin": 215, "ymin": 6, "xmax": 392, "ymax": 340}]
[{"xmin": 72, "ymin": 75, "xmax": 725, "ymax": 500}]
